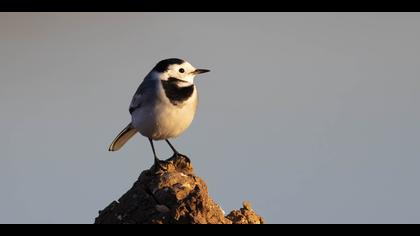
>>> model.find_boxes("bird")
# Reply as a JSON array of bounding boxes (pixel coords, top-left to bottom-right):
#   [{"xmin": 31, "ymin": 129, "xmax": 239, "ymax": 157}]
[{"xmin": 108, "ymin": 58, "xmax": 210, "ymax": 169}]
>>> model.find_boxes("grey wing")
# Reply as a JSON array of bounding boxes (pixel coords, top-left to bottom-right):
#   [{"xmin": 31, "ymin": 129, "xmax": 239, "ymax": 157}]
[{"xmin": 129, "ymin": 79, "xmax": 158, "ymax": 114}]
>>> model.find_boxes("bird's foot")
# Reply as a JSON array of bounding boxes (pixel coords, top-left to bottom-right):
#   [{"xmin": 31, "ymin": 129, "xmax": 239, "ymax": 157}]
[
  {"xmin": 153, "ymin": 157, "xmax": 169, "ymax": 173},
  {"xmin": 168, "ymin": 152, "xmax": 191, "ymax": 164},
  {"xmin": 179, "ymin": 154, "xmax": 191, "ymax": 164}
]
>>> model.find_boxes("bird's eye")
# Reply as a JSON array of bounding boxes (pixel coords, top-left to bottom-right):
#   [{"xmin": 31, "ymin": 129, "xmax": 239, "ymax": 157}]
[{"xmin": 179, "ymin": 68, "xmax": 185, "ymax": 73}]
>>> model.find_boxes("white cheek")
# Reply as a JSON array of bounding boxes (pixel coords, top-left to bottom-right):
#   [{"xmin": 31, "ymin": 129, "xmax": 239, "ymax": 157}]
[{"xmin": 184, "ymin": 75, "xmax": 194, "ymax": 84}]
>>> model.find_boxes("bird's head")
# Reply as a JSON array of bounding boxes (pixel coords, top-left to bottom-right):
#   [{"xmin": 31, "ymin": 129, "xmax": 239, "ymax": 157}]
[{"xmin": 150, "ymin": 58, "xmax": 210, "ymax": 86}]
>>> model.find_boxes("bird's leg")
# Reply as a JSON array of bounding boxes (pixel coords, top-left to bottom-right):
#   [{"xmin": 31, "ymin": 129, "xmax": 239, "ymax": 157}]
[
  {"xmin": 165, "ymin": 139, "xmax": 191, "ymax": 163},
  {"xmin": 165, "ymin": 139, "xmax": 180, "ymax": 155},
  {"xmin": 149, "ymin": 138, "xmax": 167, "ymax": 170}
]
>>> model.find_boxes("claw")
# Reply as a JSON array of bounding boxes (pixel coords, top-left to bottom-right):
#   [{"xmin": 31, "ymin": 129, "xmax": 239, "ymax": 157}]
[
  {"xmin": 153, "ymin": 158, "xmax": 168, "ymax": 172},
  {"xmin": 181, "ymin": 154, "xmax": 191, "ymax": 164},
  {"xmin": 171, "ymin": 152, "xmax": 190, "ymax": 164}
]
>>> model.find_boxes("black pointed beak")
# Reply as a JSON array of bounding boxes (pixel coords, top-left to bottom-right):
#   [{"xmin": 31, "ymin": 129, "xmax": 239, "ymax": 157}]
[{"xmin": 192, "ymin": 69, "xmax": 210, "ymax": 75}]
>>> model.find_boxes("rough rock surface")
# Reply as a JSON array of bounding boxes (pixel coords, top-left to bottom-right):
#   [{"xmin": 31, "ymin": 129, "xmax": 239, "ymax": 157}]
[{"xmin": 95, "ymin": 154, "xmax": 264, "ymax": 224}]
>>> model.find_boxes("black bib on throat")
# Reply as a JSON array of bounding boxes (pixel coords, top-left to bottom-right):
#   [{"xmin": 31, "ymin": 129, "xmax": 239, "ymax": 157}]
[{"xmin": 161, "ymin": 78, "xmax": 194, "ymax": 105}]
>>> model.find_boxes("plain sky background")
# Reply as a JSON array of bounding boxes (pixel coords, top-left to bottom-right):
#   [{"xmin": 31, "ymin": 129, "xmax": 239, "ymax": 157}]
[{"xmin": 1, "ymin": 13, "xmax": 420, "ymax": 224}]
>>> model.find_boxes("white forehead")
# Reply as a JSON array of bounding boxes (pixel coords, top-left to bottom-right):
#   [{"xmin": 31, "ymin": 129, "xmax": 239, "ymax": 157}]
[{"xmin": 167, "ymin": 61, "xmax": 195, "ymax": 72}]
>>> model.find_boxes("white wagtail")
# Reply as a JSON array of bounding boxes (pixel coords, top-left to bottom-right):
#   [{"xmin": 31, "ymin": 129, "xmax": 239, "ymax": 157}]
[{"xmin": 109, "ymin": 58, "xmax": 210, "ymax": 169}]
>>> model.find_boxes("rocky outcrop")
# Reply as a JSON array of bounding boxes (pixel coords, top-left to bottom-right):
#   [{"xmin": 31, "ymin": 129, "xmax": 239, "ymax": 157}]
[{"xmin": 95, "ymin": 154, "xmax": 264, "ymax": 224}]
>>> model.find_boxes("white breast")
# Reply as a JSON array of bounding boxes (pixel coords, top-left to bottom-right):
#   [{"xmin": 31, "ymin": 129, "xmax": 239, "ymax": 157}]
[{"xmin": 131, "ymin": 84, "xmax": 198, "ymax": 140}]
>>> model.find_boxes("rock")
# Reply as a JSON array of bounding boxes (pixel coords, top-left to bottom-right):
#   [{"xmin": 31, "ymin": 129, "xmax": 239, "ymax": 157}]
[
  {"xmin": 94, "ymin": 154, "xmax": 264, "ymax": 224},
  {"xmin": 226, "ymin": 201, "xmax": 265, "ymax": 224}
]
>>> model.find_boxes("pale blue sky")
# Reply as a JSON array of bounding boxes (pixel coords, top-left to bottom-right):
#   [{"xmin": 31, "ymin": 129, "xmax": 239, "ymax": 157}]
[{"xmin": 1, "ymin": 13, "xmax": 420, "ymax": 223}]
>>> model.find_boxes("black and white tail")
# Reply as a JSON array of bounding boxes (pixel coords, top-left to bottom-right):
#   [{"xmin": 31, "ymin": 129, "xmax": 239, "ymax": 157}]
[{"xmin": 108, "ymin": 123, "xmax": 137, "ymax": 151}]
